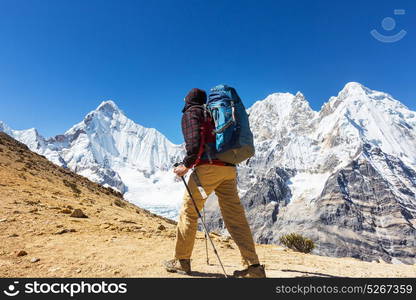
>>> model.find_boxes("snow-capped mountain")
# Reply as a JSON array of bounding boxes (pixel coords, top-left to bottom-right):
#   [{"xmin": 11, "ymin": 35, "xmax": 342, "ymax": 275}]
[
  {"xmin": 1, "ymin": 101, "xmax": 185, "ymax": 218},
  {"xmin": 204, "ymin": 82, "xmax": 416, "ymax": 264},
  {"xmin": 0, "ymin": 121, "xmax": 46, "ymax": 152},
  {"xmin": 2, "ymin": 82, "xmax": 415, "ymax": 263}
]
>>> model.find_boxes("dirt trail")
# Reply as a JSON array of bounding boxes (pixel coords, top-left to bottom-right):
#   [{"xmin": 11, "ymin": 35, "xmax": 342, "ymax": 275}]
[{"xmin": 0, "ymin": 132, "xmax": 415, "ymax": 278}]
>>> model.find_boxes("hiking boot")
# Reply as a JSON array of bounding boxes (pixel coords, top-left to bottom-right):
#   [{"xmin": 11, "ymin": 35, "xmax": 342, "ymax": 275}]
[
  {"xmin": 163, "ymin": 259, "xmax": 191, "ymax": 275},
  {"xmin": 233, "ymin": 264, "xmax": 266, "ymax": 278}
]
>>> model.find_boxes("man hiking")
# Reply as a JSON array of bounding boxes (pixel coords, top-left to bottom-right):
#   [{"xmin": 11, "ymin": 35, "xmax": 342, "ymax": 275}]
[{"xmin": 163, "ymin": 87, "xmax": 265, "ymax": 278}]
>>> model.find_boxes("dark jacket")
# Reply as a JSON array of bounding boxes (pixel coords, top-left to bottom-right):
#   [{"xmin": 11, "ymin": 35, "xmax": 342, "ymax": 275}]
[{"xmin": 181, "ymin": 88, "xmax": 207, "ymax": 168}]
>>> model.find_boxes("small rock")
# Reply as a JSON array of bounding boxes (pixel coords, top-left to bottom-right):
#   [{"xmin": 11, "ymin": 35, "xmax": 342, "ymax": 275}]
[
  {"xmin": 119, "ymin": 219, "xmax": 136, "ymax": 224},
  {"xmin": 29, "ymin": 208, "xmax": 38, "ymax": 213},
  {"xmin": 130, "ymin": 226, "xmax": 142, "ymax": 232},
  {"xmin": 209, "ymin": 233, "xmax": 220, "ymax": 239},
  {"xmin": 70, "ymin": 209, "xmax": 88, "ymax": 218},
  {"xmin": 31, "ymin": 257, "xmax": 40, "ymax": 263},
  {"xmin": 76, "ymin": 269, "xmax": 82, "ymax": 273},
  {"xmin": 24, "ymin": 200, "xmax": 39, "ymax": 205},
  {"xmin": 56, "ymin": 229, "xmax": 76, "ymax": 235},
  {"xmin": 221, "ymin": 236, "xmax": 231, "ymax": 243},
  {"xmin": 157, "ymin": 224, "xmax": 166, "ymax": 231},
  {"xmin": 8, "ymin": 233, "xmax": 19, "ymax": 238},
  {"xmin": 0, "ymin": 218, "xmax": 7, "ymax": 222},
  {"xmin": 61, "ymin": 208, "xmax": 72, "ymax": 214},
  {"xmin": 17, "ymin": 250, "xmax": 28, "ymax": 257},
  {"xmin": 48, "ymin": 266, "xmax": 61, "ymax": 273},
  {"xmin": 113, "ymin": 199, "xmax": 126, "ymax": 208}
]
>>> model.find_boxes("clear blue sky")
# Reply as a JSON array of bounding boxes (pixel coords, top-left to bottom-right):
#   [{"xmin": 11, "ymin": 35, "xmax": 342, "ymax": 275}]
[{"xmin": 0, "ymin": 0, "xmax": 415, "ymax": 144}]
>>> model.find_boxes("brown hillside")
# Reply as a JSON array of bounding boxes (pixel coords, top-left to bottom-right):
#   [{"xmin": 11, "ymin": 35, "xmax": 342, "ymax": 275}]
[{"xmin": 0, "ymin": 132, "xmax": 415, "ymax": 278}]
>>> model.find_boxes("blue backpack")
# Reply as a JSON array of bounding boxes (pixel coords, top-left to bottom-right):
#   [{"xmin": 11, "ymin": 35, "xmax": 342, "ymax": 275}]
[{"xmin": 206, "ymin": 84, "xmax": 255, "ymax": 164}]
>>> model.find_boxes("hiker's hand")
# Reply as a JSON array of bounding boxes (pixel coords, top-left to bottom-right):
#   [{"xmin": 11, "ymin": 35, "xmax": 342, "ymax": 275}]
[{"xmin": 174, "ymin": 165, "xmax": 189, "ymax": 177}]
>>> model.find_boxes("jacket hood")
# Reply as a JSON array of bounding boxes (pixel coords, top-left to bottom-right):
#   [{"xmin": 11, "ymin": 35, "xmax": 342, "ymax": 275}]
[{"xmin": 182, "ymin": 88, "xmax": 207, "ymax": 112}]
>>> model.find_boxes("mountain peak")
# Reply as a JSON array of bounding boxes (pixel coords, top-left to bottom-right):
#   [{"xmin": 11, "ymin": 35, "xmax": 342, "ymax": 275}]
[
  {"xmin": 343, "ymin": 81, "xmax": 364, "ymax": 89},
  {"xmin": 96, "ymin": 100, "xmax": 120, "ymax": 113},
  {"xmin": 335, "ymin": 82, "xmax": 400, "ymax": 107},
  {"xmin": 339, "ymin": 82, "xmax": 371, "ymax": 96},
  {"xmin": 295, "ymin": 91, "xmax": 304, "ymax": 98}
]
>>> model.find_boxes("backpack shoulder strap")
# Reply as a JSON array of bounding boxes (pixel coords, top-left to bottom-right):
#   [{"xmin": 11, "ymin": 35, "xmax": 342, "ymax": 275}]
[
  {"xmin": 190, "ymin": 105, "xmax": 214, "ymax": 168},
  {"xmin": 192, "ymin": 104, "xmax": 212, "ymax": 121}
]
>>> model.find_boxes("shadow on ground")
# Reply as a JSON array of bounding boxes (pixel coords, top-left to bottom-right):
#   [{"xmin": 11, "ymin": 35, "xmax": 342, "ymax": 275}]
[
  {"xmin": 188, "ymin": 271, "xmax": 227, "ymax": 278},
  {"xmin": 278, "ymin": 269, "xmax": 342, "ymax": 278}
]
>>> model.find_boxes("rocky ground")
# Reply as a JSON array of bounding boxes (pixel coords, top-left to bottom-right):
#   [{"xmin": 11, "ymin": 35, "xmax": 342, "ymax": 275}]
[{"xmin": 0, "ymin": 132, "xmax": 415, "ymax": 278}]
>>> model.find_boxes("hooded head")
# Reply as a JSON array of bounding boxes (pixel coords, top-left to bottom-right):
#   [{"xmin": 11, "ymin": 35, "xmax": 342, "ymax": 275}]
[{"xmin": 182, "ymin": 88, "xmax": 207, "ymax": 112}]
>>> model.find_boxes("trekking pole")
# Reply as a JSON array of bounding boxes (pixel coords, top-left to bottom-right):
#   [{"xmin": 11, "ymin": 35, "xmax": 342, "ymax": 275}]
[
  {"xmin": 202, "ymin": 208, "xmax": 210, "ymax": 265},
  {"xmin": 174, "ymin": 163, "xmax": 228, "ymax": 278}
]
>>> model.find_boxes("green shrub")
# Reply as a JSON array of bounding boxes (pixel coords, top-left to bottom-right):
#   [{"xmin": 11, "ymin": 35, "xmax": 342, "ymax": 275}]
[{"xmin": 279, "ymin": 233, "xmax": 315, "ymax": 254}]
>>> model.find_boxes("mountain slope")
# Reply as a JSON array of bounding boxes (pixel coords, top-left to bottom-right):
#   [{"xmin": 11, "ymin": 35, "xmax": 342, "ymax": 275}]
[{"xmin": 1, "ymin": 131, "xmax": 415, "ymax": 278}]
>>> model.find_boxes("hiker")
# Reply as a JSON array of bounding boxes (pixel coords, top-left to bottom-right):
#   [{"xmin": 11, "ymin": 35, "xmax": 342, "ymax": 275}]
[{"xmin": 163, "ymin": 87, "xmax": 265, "ymax": 278}]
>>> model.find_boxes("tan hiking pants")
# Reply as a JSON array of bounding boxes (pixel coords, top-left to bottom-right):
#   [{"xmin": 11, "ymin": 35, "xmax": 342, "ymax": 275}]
[{"xmin": 174, "ymin": 164, "xmax": 260, "ymax": 266}]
